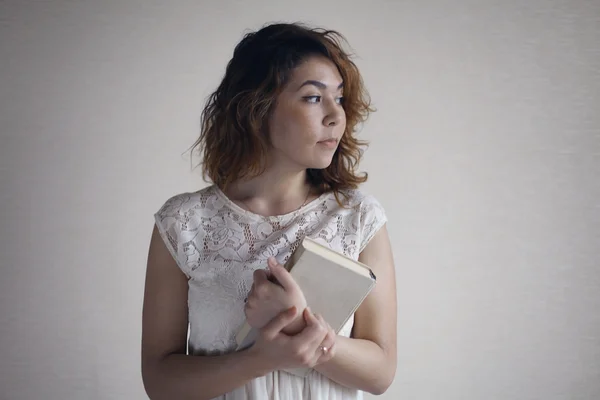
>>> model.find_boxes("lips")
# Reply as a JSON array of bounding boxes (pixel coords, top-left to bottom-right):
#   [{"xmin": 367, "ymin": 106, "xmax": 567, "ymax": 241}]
[
  {"xmin": 317, "ymin": 138, "xmax": 339, "ymax": 149},
  {"xmin": 318, "ymin": 138, "xmax": 338, "ymax": 144}
]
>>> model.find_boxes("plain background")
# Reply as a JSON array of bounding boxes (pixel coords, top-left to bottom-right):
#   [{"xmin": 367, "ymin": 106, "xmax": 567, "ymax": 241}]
[{"xmin": 1, "ymin": 1, "xmax": 599, "ymax": 399}]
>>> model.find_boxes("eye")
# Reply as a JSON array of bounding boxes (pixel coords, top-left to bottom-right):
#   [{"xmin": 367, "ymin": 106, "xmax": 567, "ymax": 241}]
[
  {"xmin": 303, "ymin": 95, "xmax": 344, "ymax": 105},
  {"xmin": 303, "ymin": 96, "xmax": 321, "ymax": 103}
]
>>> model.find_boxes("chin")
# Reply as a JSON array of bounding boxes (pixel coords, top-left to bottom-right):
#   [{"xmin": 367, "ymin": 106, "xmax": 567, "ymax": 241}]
[
  {"xmin": 310, "ymin": 157, "xmax": 335, "ymax": 170},
  {"xmin": 293, "ymin": 152, "xmax": 335, "ymax": 170}
]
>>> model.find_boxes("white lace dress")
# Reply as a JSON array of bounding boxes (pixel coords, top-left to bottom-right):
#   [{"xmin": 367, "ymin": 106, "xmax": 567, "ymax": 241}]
[{"xmin": 154, "ymin": 184, "xmax": 387, "ymax": 400}]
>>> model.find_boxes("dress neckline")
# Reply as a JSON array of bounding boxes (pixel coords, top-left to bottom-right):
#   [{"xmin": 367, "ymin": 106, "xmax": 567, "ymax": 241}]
[{"xmin": 212, "ymin": 185, "xmax": 331, "ymax": 222}]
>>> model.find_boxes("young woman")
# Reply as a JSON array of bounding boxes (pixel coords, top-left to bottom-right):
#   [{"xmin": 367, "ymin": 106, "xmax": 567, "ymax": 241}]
[{"xmin": 141, "ymin": 22, "xmax": 397, "ymax": 400}]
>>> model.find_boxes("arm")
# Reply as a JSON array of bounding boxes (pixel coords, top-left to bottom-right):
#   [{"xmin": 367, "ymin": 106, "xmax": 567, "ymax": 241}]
[
  {"xmin": 313, "ymin": 224, "xmax": 397, "ymax": 395},
  {"xmin": 141, "ymin": 225, "xmax": 331, "ymax": 400},
  {"xmin": 141, "ymin": 225, "xmax": 272, "ymax": 400}
]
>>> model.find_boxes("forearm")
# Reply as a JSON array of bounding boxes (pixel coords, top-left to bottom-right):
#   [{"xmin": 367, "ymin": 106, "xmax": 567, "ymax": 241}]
[
  {"xmin": 314, "ymin": 336, "xmax": 395, "ymax": 395},
  {"xmin": 143, "ymin": 349, "xmax": 271, "ymax": 400}
]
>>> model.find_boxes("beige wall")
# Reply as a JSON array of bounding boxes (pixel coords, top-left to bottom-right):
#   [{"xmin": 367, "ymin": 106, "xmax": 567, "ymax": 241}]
[{"xmin": 1, "ymin": 1, "xmax": 599, "ymax": 399}]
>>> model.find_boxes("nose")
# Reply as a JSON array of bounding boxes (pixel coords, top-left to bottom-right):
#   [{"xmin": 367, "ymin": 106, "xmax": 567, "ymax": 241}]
[{"xmin": 323, "ymin": 99, "xmax": 344, "ymax": 127}]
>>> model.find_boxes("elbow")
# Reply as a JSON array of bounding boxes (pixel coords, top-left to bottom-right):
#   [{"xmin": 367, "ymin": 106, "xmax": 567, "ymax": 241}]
[
  {"xmin": 141, "ymin": 363, "xmax": 158, "ymax": 399},
  {"xmin": 367, "ymin": 360, "xmax": 396, "ymax": 395},
  {"xmin": 368, "ymin": 380, "xmax": 392, "ymax": 396},
  {"xmin": 142, "ymin": 360, "xmax": 166, "ymax": 400},
  {"xmin": 368, "ymin": 377, "xmax": 393, "ymax": 396},
  {"xmin": 369, "ymin": 384, "xmax": 391, "ymax": 396}
]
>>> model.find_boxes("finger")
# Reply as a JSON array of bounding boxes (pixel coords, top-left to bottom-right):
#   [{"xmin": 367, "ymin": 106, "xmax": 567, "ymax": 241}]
[
  {"xmin": 320, "ymin": 329, "xmax": 336, "ymax": 353},
  {"xmin": 314, "ymin": 317, "xmax": 336, "ymax": 362},
  {"xmin": 264, "ymin": 259, "xmax": 274, "ymax": 277},
  {"xmin": 294, "ymin": 308, "xmax": 327, "ymax": 347},
  {"xmin": 314, "ymin": 314, "xmax": 335, "ymax": 349},
  {"xmin": 260, "ymin": 306, "xmax": 298, "ymax": 339},
  {"xmin": 315, "ymin": 337, "xmax": 335, "ymax": 364},
  {"xmin": 267, "ymin": 258, "xmax": 298, "ymax": 291},
  {"xmin": 314, "ymin": 313, "xmax": 327, "ymax": 327},
  {"xmin": 306, "ymin": 312, "xmax": 332, "ymax": 363},
  {"xmin": 316, "ymin": 314, "xmax": 335, "ymax": 336},
  {"xmin": 253, "ymin": 268, "xmax": 269, "ymax": 285},
  {"xmin": 245, "ymin": 283, "xmax": 255, "ymax": 304},
  {"xmin": 267, "ymin": 257, "xmax": 278, "ymax": 267},
  {"xmin": 266, "ymin": 258, "xmax": 283, "ymax": 286},
  {"xmin": 312, "ymin": 313, "xmax": 330, "ymax": 345}
]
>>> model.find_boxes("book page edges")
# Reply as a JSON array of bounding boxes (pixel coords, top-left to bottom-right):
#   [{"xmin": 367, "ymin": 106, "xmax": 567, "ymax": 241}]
[{"xmin": 302, "ymin": 237, "xmax": 373, "ymax": 278}]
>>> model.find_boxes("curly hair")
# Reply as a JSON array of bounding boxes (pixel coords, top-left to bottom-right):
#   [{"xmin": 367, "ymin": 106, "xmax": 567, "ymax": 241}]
[{"xmin": 189, "ymin": 22, "xmax": 375, "ymax": 201}]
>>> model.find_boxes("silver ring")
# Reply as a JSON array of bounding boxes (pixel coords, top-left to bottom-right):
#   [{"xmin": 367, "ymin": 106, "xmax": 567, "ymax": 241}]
[{"xmin": 320, "ymin": 346, "xmax": 328, "ymax": 353}]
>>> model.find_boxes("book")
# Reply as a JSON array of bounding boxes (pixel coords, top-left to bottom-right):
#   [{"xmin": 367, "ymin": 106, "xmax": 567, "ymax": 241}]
[{"xmin": 235, "ymin": 236, "xmax": 377, "ymax": 377}]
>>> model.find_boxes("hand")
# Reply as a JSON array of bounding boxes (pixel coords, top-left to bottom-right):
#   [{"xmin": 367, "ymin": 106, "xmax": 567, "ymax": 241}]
[
  {"xmin": 249, "ymin": 306, "xmax": 331, "ymax": 371},
  {"xmin": 244, "ymin": 257, "xmax": 307, "ymax": 334}
]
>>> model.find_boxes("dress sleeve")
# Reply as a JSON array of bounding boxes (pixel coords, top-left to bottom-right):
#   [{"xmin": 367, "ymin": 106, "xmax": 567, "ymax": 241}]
[
  {"xmin": 153, "ymin": 195, "xmax": 191, "ymax": 278},
  {"xmin": 359, "ymin": 194, "xmax": 388, "ymax": 253}
]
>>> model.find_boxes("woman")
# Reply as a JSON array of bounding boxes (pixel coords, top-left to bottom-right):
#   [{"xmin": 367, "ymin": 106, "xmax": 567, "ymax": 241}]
[{"xmin": 141, "ymin": 22, "xmax": 397, "ymax": 400}]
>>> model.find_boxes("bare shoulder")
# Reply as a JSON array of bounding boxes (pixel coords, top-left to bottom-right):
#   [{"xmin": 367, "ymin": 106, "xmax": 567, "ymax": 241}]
[{"xmin": 359, "ymin": 223, "xmax": 393, "ymax": 276}]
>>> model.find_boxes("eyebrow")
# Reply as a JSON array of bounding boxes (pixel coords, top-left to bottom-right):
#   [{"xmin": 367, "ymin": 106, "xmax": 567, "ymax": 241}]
[{"xmin": 297, "ymin": 80, "xmax": 344, "ymax": 91}]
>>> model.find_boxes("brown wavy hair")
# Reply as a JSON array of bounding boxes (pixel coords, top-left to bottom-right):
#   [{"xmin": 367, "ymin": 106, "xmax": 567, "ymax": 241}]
[{"xmin": 188, "ymin": 22, "xmax": 375, "ymax": 202}]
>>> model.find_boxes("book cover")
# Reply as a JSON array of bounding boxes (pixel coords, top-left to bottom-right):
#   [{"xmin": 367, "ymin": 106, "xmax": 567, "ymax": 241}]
[{"xmin": 235, "ymin": 236, "xmax": 377, "ymax": 377}]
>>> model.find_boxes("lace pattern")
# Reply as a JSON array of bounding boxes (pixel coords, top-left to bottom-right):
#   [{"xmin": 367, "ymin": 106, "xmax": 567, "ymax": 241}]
[{"xmin": 154, "ymin": 184, "xmax": 387, "ymax": 356}]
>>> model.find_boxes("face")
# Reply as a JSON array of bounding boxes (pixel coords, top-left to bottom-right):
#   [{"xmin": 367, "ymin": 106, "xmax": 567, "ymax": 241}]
[{"xmin": 266, "ymin": 55, "xmax": 347, "ymax": 170}]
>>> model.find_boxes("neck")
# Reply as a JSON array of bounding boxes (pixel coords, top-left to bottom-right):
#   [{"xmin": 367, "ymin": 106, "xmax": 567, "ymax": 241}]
[{"xmin": 225, "ymin": 165, "xmax": 314, "ymax": 215}]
